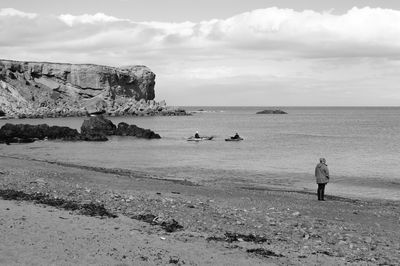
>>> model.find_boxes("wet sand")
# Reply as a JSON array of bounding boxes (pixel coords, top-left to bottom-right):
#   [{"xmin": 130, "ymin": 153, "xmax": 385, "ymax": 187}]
[{"xmin": 1, "ymin": 156, "xmax": 399, "ymax": 265}]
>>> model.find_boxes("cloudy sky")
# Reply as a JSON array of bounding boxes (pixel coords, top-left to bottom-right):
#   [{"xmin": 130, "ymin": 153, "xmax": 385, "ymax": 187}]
[{"xmin": 1, "ymin": 0, "xmax": 400, "ymax": 106}]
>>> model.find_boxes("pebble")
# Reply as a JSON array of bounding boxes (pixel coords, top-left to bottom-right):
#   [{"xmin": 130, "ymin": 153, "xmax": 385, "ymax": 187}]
[{"xmin": 364, "ymin": 237, "xmax": 372, "ymax": 244}]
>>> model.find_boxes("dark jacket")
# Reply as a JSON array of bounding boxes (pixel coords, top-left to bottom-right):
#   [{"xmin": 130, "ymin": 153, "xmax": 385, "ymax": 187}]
[{"xmin": 315, "ymin": 163, "xmax": 329, "ymax": 184}]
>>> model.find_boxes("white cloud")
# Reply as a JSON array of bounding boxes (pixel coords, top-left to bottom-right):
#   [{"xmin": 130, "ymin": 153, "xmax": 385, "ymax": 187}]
[
  {"xmin": 3, "ymin": 7, "xmax": 400, "ymax": 58},
  {"xmin": 58, "ymin": 13, "xmax": 127, "ymax": 26},
  {"xmin": 0, "ymin": 8, "xmax": 37, "ymax": 19},
  {"xmin": 2, "ymin": 7, "xmax": 400, "ymax": 105}
]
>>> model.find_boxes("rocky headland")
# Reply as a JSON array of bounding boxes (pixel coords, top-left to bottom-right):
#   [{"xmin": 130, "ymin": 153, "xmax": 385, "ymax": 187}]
[{"xmin": 0, "ymin": 59, "xmax": 187, "ymax": 118}]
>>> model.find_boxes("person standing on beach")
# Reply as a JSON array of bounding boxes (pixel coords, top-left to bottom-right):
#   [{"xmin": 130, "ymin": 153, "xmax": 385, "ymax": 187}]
[{"xmin": 315, "ymin": 158, "xmax": 329, "ymax": 201}]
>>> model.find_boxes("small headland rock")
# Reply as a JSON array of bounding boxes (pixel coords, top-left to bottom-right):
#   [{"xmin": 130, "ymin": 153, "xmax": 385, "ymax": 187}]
[{"xmin": 256, "ymin": 109, "xmax": 287, "ymax": 114}]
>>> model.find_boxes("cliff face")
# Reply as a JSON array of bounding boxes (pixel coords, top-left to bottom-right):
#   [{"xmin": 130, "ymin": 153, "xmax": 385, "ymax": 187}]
[{"xmin": 0, "ymin": 59, "xmax": 164, "ymax": 118}]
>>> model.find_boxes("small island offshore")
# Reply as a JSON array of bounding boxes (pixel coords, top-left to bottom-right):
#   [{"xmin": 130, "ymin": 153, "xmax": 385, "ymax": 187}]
[
  {"xmin": 1, "ymin": 59, "xmax": 399, "ymax": 265},
  {"xmin": 256, "ymin": 109, "xmax": 287, "ymax": 114}
]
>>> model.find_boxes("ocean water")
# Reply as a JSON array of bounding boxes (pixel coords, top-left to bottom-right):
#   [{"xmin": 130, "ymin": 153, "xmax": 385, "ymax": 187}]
[{"xmin": 1, "ymin": 107, "xmax": 399, "ymax": 201}]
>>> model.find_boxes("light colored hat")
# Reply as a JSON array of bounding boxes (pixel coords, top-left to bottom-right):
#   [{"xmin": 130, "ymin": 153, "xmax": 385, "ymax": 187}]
[{"xmin": 196, "ymin": 131, "xmax": 199, "ymax": 133}]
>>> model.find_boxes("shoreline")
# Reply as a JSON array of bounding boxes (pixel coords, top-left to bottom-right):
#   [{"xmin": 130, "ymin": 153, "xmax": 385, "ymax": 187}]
[
  {"xmin": 1, "ymin": 155, "xmax": 399, "ymax": 265},
  {"xmin": 1, "ymin": 154, "xmax": 398, "ymax": 204}
]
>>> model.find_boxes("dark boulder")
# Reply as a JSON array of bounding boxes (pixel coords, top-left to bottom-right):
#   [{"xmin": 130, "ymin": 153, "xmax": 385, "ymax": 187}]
[
  {"xmin": 115, "ymin": 122, "xmax": 161, "ymax": 139},
  {"xmin": 0, "ymin": 123, "xmax": 80, "ymax": 144},
  {"xmin": 80, "ymin": 115, "xmax": 116, "ymax": 141},
  {"xmin": 0, "ymin": 109, "xmax": 5, "ymax": 117},
  {"xmin": 256, "ymin": 109, "xmax": 287, "ymax": 114},
  {"xmin": 0, "ymin": 123, "xmax": 49, "ymax": 140},
  {"xmin": 114, "ymin": 122, "xmax": 130, "ymax": 136},
  {"xmin": 47, "ymin": 126, "xmax": 81, "ymax": 141}
]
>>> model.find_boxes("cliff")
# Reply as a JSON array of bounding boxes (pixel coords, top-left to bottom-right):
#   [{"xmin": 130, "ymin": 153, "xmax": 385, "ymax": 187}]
[{"xmin": 0, "ymin": 59, "xmax": 184, "ymax": 118}]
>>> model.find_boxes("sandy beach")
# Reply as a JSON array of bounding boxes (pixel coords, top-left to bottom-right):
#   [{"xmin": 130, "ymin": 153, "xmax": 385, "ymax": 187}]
[{"xmin": 0, "ymin": 155, "xmax": 399, "ymax": 265}]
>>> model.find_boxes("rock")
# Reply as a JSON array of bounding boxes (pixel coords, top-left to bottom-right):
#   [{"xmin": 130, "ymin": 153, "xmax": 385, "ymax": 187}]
[
  {"xmin": 115, "ymin": 122, "xmax": 161, "ymax": 139},
  {"xmin": 47, "ymin": 126, "xmax": 82, "ymax": 140},
  {"xmin": 1, "ymin": 114, "xmax": 160, "ymax": 143},
  {"xmin": 35, "ymin": 178, "xmax": 46, "ymax": 183},
  {"xmin": 256, "ymin": 109, "xmax": 287, "ymax": 114},
  {"xmin": 0, "ymin": 123, "xmax": 80, "ymax": 143},
  {"xmin": 169, "ymin": 256, "xmax": 180, "ymax": 264},
  {"xmin": 80, "ymin": 115, "xmax": 116, "ymax": 138},
  {"xmin": 0, "ymin": 109, "xmax": 5, "ymax": 117},
  {"xmin": 80, "ymin": 116, "xmax": 161, "ymax": 139},
  {"xmin": 31, "ymin": 178, "xmax": 47, "ymax": 186}
]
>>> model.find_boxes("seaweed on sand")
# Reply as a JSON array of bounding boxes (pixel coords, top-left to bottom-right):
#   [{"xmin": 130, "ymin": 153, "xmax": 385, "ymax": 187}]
[
  {"xmin": 0, "ymin": 189, "xmax": 117, "ymax": 218},
  {"xmin": 246, "ymin": 248, "xmax": 284, "ymax": 258},
  {"xmin": 207, "ymin": 232, "xmax": 270, "ymax": 244},
  {"xmin": 131, "ymin": 213, "xmax": 183, "ymax": 232}
]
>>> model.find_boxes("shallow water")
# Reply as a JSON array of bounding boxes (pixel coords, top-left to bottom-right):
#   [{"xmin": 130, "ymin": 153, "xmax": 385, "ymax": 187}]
[{"xmin": 1, "ymin": 107, "xmax": 399, "ymax": 201}]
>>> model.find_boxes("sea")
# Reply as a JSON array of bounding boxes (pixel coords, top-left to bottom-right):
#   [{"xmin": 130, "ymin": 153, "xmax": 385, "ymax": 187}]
[{"xmin": 1, "ymin": 106, "xmax": 399, "ymax": 201}]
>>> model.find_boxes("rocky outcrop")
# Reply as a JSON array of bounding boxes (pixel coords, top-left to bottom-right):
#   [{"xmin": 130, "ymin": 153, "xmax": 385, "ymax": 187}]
[
  {"xmin": 256, "ymin": 109, "xmax": 287, "ymax": 114},
  {"xmin": 0, "ymin": 115, "xmax": 161, "ymax": 144},
  {"xmin": 81, "ymin": 115, "xmax": 116, "ymax": 138},
  {"xmin": 115, "ymin": 122, "xmax": 161, "ymax": 139},
  {"xmin": 0, "ymin": 123, "xmax": 81, "ymax": 144},
  {"xmin": 81, "ymin": 115, "xmax": 161, "ymax": 140},
  {"xmin": 0, "ymin": 59, "xmax": 188, "ymax": 118}
]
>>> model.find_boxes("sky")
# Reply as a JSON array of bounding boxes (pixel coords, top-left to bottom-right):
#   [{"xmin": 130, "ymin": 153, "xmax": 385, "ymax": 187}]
[{"xmin": 1, "ymin": 0, "xmax": 400, "ymax": 106}]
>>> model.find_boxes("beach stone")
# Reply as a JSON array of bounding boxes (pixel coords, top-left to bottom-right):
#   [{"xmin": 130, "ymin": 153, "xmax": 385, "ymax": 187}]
[{"xmin": 33, "ymin": 178, "xmax": 47, "ymax": 186}]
